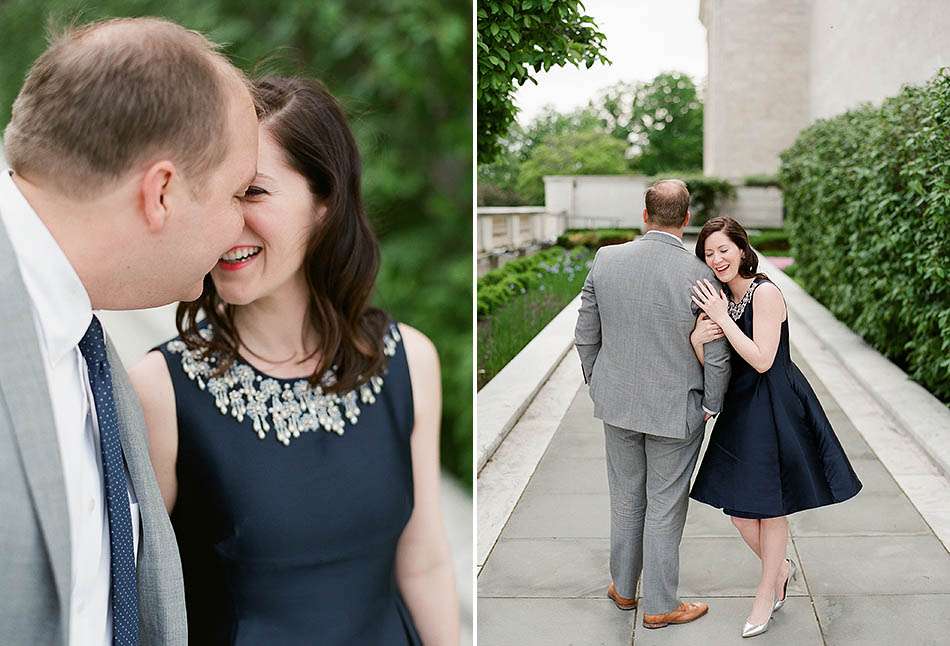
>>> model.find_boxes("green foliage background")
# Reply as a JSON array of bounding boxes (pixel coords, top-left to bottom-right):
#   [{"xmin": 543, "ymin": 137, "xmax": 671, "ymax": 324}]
[
  {"xmin": 515, "ymin": 130, "xmax": 627, "ymax": 203},
  {"xmin": 555, "ymin": 228, "xmax": 637, "ymax": 250},
  {"xmin": 594, "ymin": 73, "xmax": 704, "ymax": 176},
  {"xmin": 477, "ymin": 0, "xmax": 609, "ymax": 162},
  {"xmin": 0, "ymin": 0, "xmax": 473, "ymax": 483},
  {"xmin": 478, "ymin": 72, "xmax": 707, "ymax": 206},
  {"xmin": 779, "ymin": 68, "xmax": 950, "ymax": 403}
]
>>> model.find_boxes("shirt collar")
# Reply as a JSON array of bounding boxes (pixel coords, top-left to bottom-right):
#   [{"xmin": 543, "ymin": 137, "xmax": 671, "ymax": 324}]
[{"xmin": 0, "ymin": 170, "xmax": 92, "ymax": 364}]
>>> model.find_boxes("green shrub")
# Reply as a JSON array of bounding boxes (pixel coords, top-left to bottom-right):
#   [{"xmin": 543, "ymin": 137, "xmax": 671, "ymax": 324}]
[
  {"xmin": 744, "ymin": 174, "xmax": 781, "ymax": 188},
  {"xmin": 477, "ymin": 246, "xmax": 592, "ymax": 319},
  {"xmin": 650, "ymin": 171, "xmax": 736, "ymax": 226},
  {"xmin": 779, "ymin": 68, "xmax": 950, "ymax": 403},
  {"xmin": 556, "ymin": 228, "xmax": 638, "ymax": 249},
  {"xmin": 684, "ymin": 174, "xmax": 736, "ymax": 225},
  {"xmin": 477, "ymin": 181, "xmax": 531, "ymax": 206},
  {"xmin": 516, "ymin": 130, "xmax": 628, "ymax": 204},
  {"xmin": 748, "ymin": 229, "xmax": 791, "ymax": 254}
]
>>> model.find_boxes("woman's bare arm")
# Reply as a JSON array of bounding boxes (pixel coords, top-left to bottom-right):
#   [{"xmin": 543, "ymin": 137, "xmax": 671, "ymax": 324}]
[
  {"xmin": 393, "ymin": 323, "xmax": 459, "ymax": 645},
  {"xmin": 128, "ymin": 351, "xmax": 179, "ymax": 514}
]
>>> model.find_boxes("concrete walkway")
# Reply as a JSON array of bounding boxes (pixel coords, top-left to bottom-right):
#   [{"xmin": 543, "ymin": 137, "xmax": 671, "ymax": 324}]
[{"xmin": 478, "ymin": 347, "xmax": 950, "ymax": 645}]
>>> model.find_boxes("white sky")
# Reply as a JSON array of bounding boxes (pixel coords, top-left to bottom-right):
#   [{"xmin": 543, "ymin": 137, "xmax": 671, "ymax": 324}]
[{"xmin": 514, "ymin": 0, "xmax": 707, "ymax": 124}]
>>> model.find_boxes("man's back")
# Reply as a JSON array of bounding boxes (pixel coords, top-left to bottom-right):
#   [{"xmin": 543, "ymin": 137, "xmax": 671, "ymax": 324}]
[{"xmin": 575, "ymin": 231, "xmax": 730, "ymax": 438}]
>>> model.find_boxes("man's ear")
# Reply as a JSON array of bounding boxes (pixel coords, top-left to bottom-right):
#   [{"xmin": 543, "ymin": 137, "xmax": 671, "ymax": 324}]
[
  {"xmin": 682, "ymin": 209, "xmax": 692, "ymax": 229},
  {"xmin": 140, "ymin": 161, "xmax": 177, "ymax": 234},
  {"xmin": 642, "ymin": 208, "xmax": 650, "ymax": 226}
]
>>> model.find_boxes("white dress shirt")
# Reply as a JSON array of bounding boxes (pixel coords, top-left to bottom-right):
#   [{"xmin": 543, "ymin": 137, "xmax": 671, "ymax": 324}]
[{"xmin": 0, "ymin": 170, "xmax": 138, "ymax": 646}]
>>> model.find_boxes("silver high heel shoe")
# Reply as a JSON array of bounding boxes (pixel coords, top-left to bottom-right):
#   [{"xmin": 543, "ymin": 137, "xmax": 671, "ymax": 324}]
[
  {"xmin": 742, "ymin": 593, "xmax": 775, "ymax": 638},
  {"xmin": 772, "ymin": 559, "xmax": 798, "ymax": 612}
]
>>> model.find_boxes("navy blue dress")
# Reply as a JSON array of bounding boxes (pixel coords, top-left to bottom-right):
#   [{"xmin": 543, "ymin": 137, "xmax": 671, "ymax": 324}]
[
  {"xmin": 690, "ymin": 277, "xmax": 862, "ymax": 518},
  {"xmin": 156, "ymin": 321, "xmax": 421, "ymax": 645}
]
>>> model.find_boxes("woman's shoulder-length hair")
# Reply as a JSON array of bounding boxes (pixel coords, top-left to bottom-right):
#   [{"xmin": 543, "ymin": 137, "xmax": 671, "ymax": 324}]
[{"xmin": 176, "ymin": 76, "xmax": 390, "ymax": 394}]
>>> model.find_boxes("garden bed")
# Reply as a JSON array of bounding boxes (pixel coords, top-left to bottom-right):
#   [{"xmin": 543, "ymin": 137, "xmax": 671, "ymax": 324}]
[{"xmin": 477, "ymin": 246, "xmax": 593, "ymax": 389}]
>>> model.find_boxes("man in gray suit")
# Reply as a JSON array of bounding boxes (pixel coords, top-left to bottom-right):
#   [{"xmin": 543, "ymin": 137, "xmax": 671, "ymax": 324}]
[
  {"xmin": 0, "ymin": 18, "xmax": 258, "ymax": 645},
  {"xmin": 575, "ymin": 179, "xmax": 731, "ymax": 629}
]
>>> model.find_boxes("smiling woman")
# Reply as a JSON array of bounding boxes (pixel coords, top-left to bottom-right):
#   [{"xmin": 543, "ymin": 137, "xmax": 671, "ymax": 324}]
[{"xmin": 125, "ymin": 76, "xmax": 460, "ymax": 645}]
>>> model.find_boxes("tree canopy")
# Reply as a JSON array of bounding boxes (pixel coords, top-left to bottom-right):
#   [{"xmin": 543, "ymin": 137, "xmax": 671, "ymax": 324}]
[
  {"xmin": 478, "ymin": 72, "xmax": 705, "ymax": 206},
  {"xmin": 516, "ymin": 129, "xmax": 627, "ymax": 203},
  {"xmin": 594, "ymin": 72, "xmax": 703, "ymax": 175},
  {"xmin": 477, "ymin": 0, "xmax": 609, "ymax": 162}
]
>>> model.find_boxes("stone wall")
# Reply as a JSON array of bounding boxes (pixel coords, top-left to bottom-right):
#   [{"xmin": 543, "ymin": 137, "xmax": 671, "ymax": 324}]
[
  {"xmin": 544, "ymin": 175, "xmax": 649, "ymax": 229},
  {"xmin": 700, "ymin": 0, "xmax": 950, "ymax": 178},
  {"xmin": 699, "ymin": 0, "xmax": 810, "ymax": 179},
  {"xmin": 543, "ymin": 175, "xmax": 783, "ymax": 230},
  {"xmin": 723, "ymin": 186, "xmax": 783, "ymax": 229},
  {"xmin": 807, "ymin": 0, "xmax": 950, "ymax": 119},
  {"xmin": 476, "ymin": 206, "xmax": 565, "ymax": 254}
]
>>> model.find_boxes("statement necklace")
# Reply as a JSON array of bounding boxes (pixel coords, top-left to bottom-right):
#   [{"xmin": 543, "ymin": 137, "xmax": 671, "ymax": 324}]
[
  {"xmin": 165, "ymin": 323, "xmax": 400, "ymax": 445},
  {"xmin": 727, "ymin": 280, "xmax": 760, "ymax": 321}
]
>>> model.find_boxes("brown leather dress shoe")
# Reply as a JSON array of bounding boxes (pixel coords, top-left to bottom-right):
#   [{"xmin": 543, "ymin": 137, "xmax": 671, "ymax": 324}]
[
  {"xmin": 642, "ymin": 601, "xmax": 709, "ymax": 629},
  {"xmin": 607, "ymin": 582, "xmax": 637, "ymax": 611}
]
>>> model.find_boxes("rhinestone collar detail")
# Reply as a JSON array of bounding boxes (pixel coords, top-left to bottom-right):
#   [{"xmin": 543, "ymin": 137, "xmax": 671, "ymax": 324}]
[
  {"xmin": 165, "ymin": 323, "xmax": 400, "ymax": 445},
  {"xmin": 728, "ymin": 280, "xmax": 762, "ymax": 321}
]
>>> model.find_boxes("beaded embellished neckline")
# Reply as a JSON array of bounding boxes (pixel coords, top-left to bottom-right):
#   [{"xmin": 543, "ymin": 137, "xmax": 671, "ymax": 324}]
[
  {"xmin": 727, "ymin": 280, "xmax": 761, "ymax": 321},
  {"xmin": 165, "ymin": 323, "xmax": 401, "ymax": 445}
]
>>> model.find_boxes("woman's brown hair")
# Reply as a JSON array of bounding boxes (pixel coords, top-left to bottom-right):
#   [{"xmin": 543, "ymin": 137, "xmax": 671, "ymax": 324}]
[
  {"xmin": 176, "ymin": 76, "xmax": 390, "ymax": 394},
  {"xmin": 695, "ymin": 216, "xmax": 768, "ymax": 282}
]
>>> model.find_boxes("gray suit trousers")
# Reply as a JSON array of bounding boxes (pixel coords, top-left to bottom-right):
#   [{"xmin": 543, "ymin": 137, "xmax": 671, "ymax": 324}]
[{"xmin": 604, "ymin": 422, "xmax": 704, "ymax": 615}]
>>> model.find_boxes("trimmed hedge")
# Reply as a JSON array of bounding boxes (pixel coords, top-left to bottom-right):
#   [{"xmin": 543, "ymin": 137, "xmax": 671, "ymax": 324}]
[
  {"xmin": 748, "ymin": 228, "xmax": 791, "ymax": 254},
  {"xmin": 477, "ymin": 246, "xmax": 593, "ymax": 318},
  {"xmin": 744, "ymin": 174, "xmax": 781, "ymax": 188},
  {"xmin": 650, "ymin": 172, "xmax": 736, "ymax": 226},
  {"xmin": 682, "ymin": 174, "xmax": 736, "ymax": 225},
  {"xmin": 556, "ymin": 228, "xmax": 638, "ymax": 249},
  {"xmin": 779, "ymin": 68, "xmax": 950, "ymax": 403}
]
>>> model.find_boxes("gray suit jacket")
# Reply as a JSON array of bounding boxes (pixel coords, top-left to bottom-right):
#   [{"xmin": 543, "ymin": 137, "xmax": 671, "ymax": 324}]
[
  {"xmin": 0, "ymin": 211, "xmax": 186, "ymax": 644},
  {"xmin": 574, "ymin": 230, "xmax": 731, "ymax": 438}
]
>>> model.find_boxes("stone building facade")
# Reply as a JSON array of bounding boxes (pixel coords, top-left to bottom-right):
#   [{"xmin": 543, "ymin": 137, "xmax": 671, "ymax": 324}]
[{"xmin": 700, "ymin": 0, "xmax": 950, "ymax": 179}]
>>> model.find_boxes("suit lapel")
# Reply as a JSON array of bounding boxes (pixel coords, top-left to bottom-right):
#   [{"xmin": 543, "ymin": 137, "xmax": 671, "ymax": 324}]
[
  {"xmin": 0, "ymin": 216, "xmax": 71, "ymax": 632},
  {"xmin": 106, "ymin": 335, "xmax": 187, "ymax": 642}
]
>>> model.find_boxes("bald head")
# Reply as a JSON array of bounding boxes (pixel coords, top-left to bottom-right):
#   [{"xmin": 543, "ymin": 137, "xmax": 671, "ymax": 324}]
[
  {"xmin": 3, "ymin": 17, "xmax": 252, "ymax": 199},
  {"xmin": 644, "ymin": 179, "xmax": 690, "ymax": 228}
]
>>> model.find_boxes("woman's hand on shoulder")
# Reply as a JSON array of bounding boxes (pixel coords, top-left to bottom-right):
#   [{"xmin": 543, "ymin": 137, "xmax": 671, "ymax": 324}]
[
  {"xmin": 128, "ymin": 351, "xmax": 178, "ymax": 513},
  {"xmin": 691, "ymin": 278, "xmax": 730, "ymax": 324}
]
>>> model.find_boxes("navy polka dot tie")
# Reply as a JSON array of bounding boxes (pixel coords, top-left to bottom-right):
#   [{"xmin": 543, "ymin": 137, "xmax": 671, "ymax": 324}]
[{"xmin": 78, "ymin": 316, "xmax": 140, "ymax": 646}]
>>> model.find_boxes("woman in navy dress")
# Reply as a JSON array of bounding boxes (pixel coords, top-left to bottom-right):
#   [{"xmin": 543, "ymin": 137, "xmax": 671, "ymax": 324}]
[
  {"xmin": 130, "ymin": 77, "xmax": 458, "ymax": 644},
  {"xmin": 687, "ymin": 217, "xmax": 861, "ymax": 638}
]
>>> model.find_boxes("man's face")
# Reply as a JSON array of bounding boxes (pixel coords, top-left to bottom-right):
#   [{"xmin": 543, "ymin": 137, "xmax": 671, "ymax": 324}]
[{"xmin": 172, "ymin": 85, "xmax": 259, "ymax": 301}]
